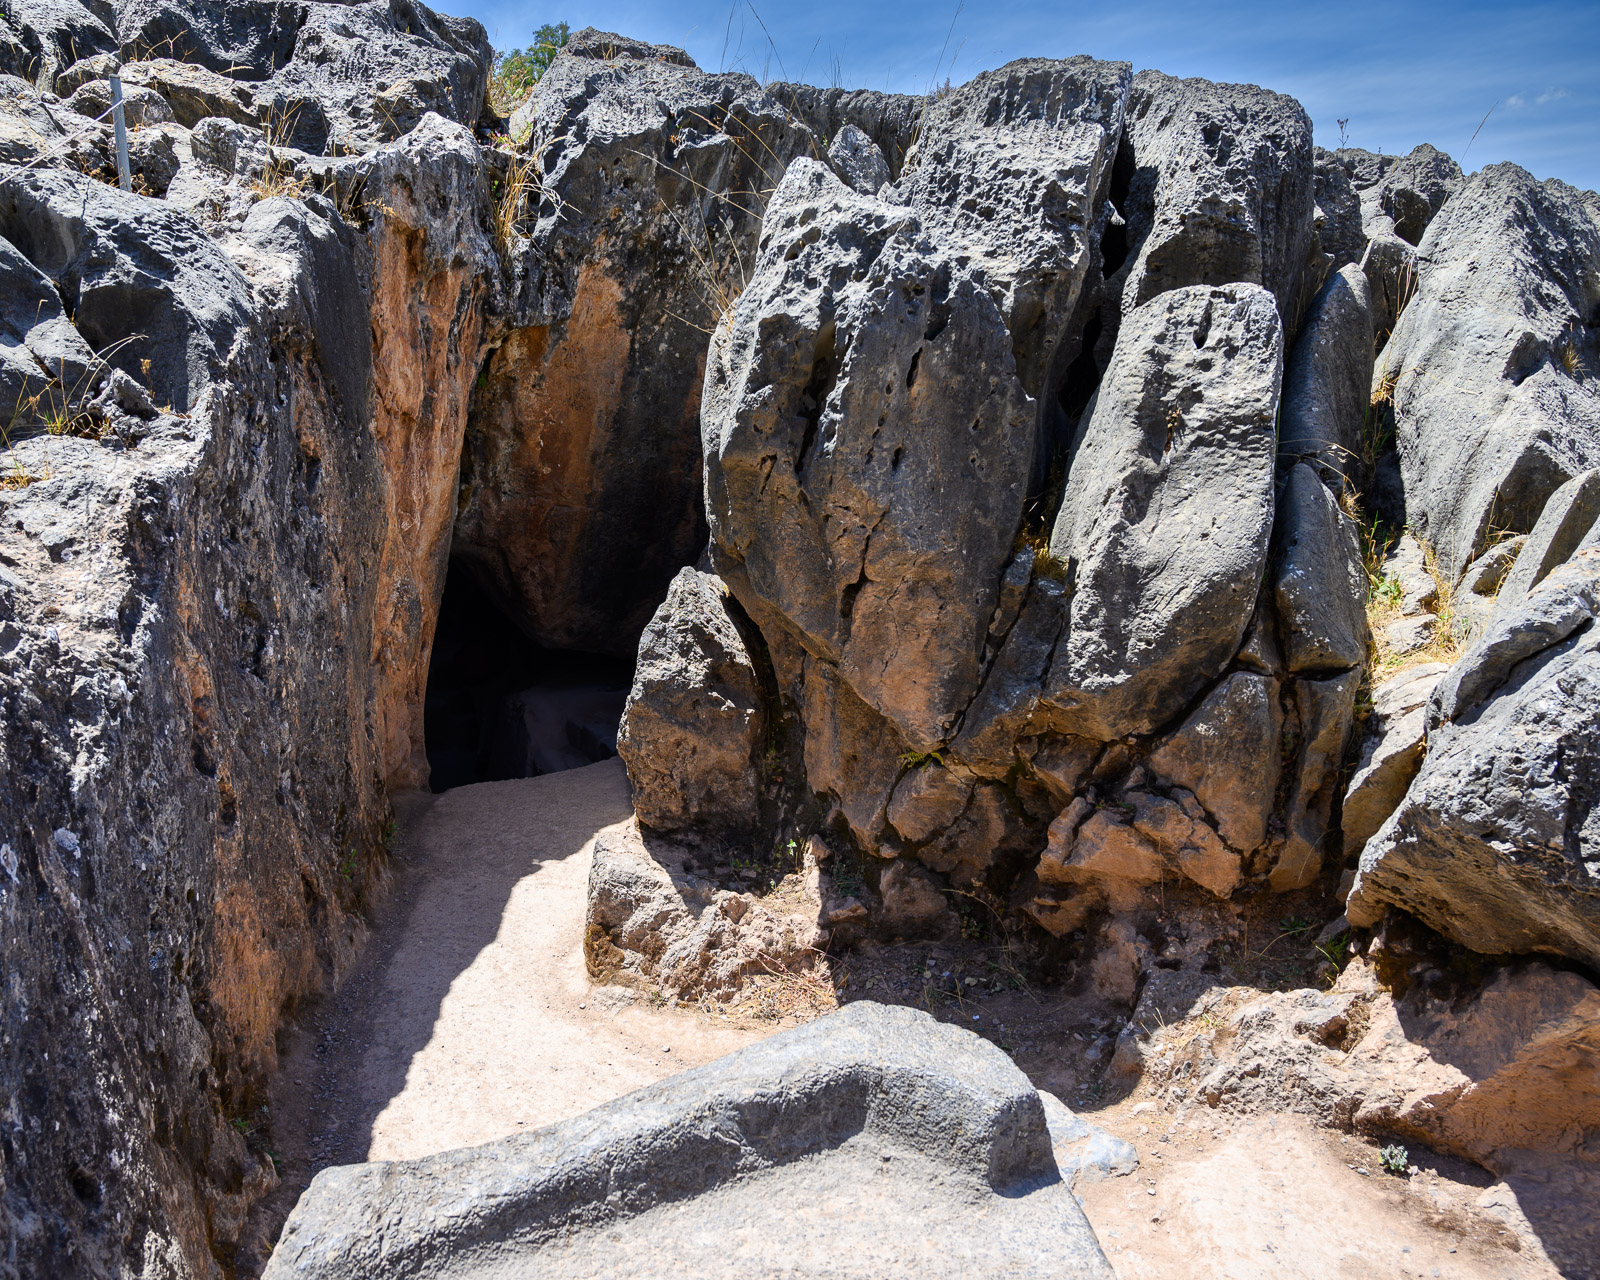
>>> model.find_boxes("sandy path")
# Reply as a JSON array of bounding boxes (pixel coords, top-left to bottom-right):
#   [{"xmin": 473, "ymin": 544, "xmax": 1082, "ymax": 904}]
[{"xmin": 245, "ymin": 759, "xmax": 759, "ymax": 1266}]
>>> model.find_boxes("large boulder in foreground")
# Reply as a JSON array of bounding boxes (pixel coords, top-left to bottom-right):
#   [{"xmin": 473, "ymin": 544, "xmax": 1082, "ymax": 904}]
[
  {"xmin": 263, "ymin": 1003, "xmax": 1117, "ymax": 1279},
  {"xmin": 1348, "ymin": 550, "xmax": 1600, "ymax": 968},
  {"xmin": 1380, "ymin": 163, "xmax": 1600, "ymax": 579}
]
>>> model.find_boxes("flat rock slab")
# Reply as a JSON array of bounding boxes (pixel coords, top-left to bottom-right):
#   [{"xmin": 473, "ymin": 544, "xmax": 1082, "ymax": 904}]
[{"xmin": 264, "ymin": 1003, "xmax": 1116, "ymax": 1279}]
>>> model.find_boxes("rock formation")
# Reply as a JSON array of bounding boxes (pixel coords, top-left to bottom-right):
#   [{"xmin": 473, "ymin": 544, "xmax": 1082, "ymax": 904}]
[
  {"xmin": 262, "ymin": 1003, "xmax": 1121, "ymax": 1279},
  {"xmin": 1, "ymin": 0, "xmax": 1598, "ymax": 1273}
]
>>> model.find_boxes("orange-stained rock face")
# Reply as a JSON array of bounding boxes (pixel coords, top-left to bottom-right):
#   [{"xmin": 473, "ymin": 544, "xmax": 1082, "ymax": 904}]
[
  {"xmin": 367, "ymin": 221, "xmax": 489, "ymax": 788},
  {"xmin": 454, "ymin": 256, "xmax": 711, "ymax": 656}
]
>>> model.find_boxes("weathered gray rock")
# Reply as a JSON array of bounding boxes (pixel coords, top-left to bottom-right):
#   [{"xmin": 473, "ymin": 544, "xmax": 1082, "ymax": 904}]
[
  {"xmin": 119, "ymin": 55, "xmax": 260, "ymax": 127},
  {"xmin": 1327, "ymin": 144, "xmax": 1462, "ymax": 247},
  {"xmin": 109, "ymin": 0, "xmax": 490, "ymax": 152},
  {"xmin": 1341, "ymin": 662, "xmax": 1447, "ymax": 859},
  {"xmin": 1493, "ymin": 467, "xmax": 1600, "ymax": 615},
  {"xmin": 1278, "ymin": 264, "xmax": 1373, "ymax": 486},
  {"xmin": 114, "ymin": 0, "xmax": 303, "ymax": 78},
  {"xmin": 0, "ymin": 69, "xmax": 113, "ymax": 170},
  {"xmin": 0, "ymin": 0, "xmax": 115, "ymax": 89},
  {"xmin": 1117, "ymin": 70, "xmax": 1316, "ymax": 321},
  {"xmin": 65, "ymin": 75, "xmax": 174, "ymax": 125},
  {"xmin": 767, "ymin": 82, "xmax": 924, "ymax": 176},
  {"xmin": 1044, "ymin": 283, "xmax": 1282, "ymax": 739},
  {"xmin": 0, "ymin": 165, "xmax": 256, "ymax": 413},
  {"xmin": 706, "ymin": 156, "xmax": 1035, "ymax": 750},
  {"xmin": 827, "ymin": 121, "xmax": 890, "ymax": 194},
  {"xmin": 1311, "ymin": 145, "xmax": 1365, "ymax": 268},
  {"xmin": 1348, "ymin": 550, "xmax": 1600, "ymax": 966},
  {"xmin": 1149, "ymin": 671, "xmax": 1282, "ymax": 857},
  {"xmin": 1272, "ymin": 463, "xmax": 1367, "ymax": 673},
  {"xmin": 1361, "ymin": 230, "xmax": 1417, "ymax": 347},
  {"xmin": 264, "ymin": 1003, "xmax": 1117, "ymax": 1280},
  {"xmin": 51, "ymin": 49, "xmax": 118, "ymax": 95},
  {"xmin": 0, "ymin": 95, "xmax": 497, "ymax": 1279},
  {"xmin": 1372, "ymin": 143, "xmax": 1463, "ymax": 245},
  {"xmin": 456, "ymin": 43, "xmax": 817, "ymax": 654},
  {"xmin": 0, "ymin": 231, "xmax": 98, "ymax": 424},
  {"xmin": 127, "ymin": 119, "xmax": 187, "ymax": 194},
  {"xmin": 894, "ymin": 57, "xmax": 1131, "ymax": 399},
  {"xmin": 616, "ymin": 568, "xmax": 766, "ymax": 840},
  {"xmin": 1379, "ymin": 531, "xmax": 1437, "ymax": 615},
  {"xmin": 1382, "ymin": 163, "xmax": 1600, "ymax": 578},
  {"xmin": 1271, "ymin": 668, "xmax": 1360, "ymax": 891}
]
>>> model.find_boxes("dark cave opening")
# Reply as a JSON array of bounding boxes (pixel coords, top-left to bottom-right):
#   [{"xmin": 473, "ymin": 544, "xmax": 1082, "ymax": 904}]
[{"xmin": 422, "ymin": 564, "xmax": 634, "ymax": 793}]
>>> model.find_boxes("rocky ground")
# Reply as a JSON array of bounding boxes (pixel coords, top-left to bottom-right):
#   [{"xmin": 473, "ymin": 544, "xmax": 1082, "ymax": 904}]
[{"xmin": 243, "ymin": 759, "xmax": 1575, "ymax": 1277}]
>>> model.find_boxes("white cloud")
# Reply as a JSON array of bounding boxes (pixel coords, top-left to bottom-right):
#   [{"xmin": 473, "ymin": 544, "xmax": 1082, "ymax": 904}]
[
  {"xmin": 1537, "ymin": 86, "xmax": 1571, "ymax": 104},
  {"xmin": 1506, "ymin": 94, "xmax": 1527, "ymax": 108}
]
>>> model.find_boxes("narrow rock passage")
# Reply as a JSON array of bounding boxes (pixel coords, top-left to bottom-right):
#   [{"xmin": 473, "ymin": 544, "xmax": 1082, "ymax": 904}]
[{"xmin": 245, "ymin": 759, "xmax": 760, "ymax": 1266}]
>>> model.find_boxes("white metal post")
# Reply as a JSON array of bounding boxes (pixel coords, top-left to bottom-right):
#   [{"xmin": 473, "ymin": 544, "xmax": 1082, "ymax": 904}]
[{"xmin": 108, "ymin": 73, "xmax": 132, "ymax": 192}]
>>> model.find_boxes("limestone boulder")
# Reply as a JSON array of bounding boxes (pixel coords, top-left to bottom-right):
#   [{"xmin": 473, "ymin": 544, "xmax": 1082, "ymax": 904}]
[
  {"xmin": 1371, "ymin": 143, "xmax": 1463, "ymax": 244},
  {"xmin": 1311, "ymin": 146, "xmax": 1365, "ymax": 268},
  {"xmin": 1043, "ymin": 283, "xmax": 1282, "ymax": 739},
  {"xmin": 1278, "ymin": 264, "xmax": 1374, "ymax": 487},
  {"xmin": 65, "ymin": 76, "xmax": 174, "ymax": 126},
  {"xmin": 1492, "ymin": 467, "xmax": 1600, "ymax": 617},
  {"xmin": 456, "ymin": 44, "xmax": 816, "ymax": 654},
  {"xmin": 1272, "ymin": 463, "xmax": 1367, "ymax": 674},
  {"xmin": 1116, "ymin": 70, "xmax": 1316, "ymax": 321},
  {"xmin": 1348, "ymin": 550, "xmax": 1600, "ymax": 967},
  {"xmin": 616, "ymin": 569, "xmax": 766, "ymax": 841},
  {"xmin": 0, "ymin": 232, "xmax": 98, "ymax": 425},
  {"xmin": 0, "ymin": 167, "xmax": 256, "ymax": 414},
  {"xmin": 119, "ymin": 56, "xmax": 260, "ymax": 128},
  {"xmin": 705, "ymin": 157, "xmax": 1035, "ymax": 749},
  {"xmin": 893, "ymin": 56, "xmax": 1131, "ymax": 400},
  {"xmin": 1340, "ymin": 662, "xmax": 1447, "ymax": 859},
  {"xmin": 0, "ymin": 0, "xmax": 115, "ymax": 89},
  {"xmin": 827, "ymin": 122, "xmax": 890, "ymax": 195},
  {"xmin": 1380, "ymin": 163, "xmax": 1600, "ymax": 578},
  {"xmin": 768, "ymin": 82, "xmax": 924, "ymax": 176},
  {"xmin": 264, "ymin": 1003, "xmax": 1117, "ymax": 1280}
]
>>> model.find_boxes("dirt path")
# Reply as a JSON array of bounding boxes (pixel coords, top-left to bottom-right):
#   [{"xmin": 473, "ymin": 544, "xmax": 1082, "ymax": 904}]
[
  {"xmin": 245, "ymin": 756, "xmax": 1568, "ymax": 1279},
  {"xmin": 243, "ymin": 759, "xmax": 760, "ymax": 1269}
]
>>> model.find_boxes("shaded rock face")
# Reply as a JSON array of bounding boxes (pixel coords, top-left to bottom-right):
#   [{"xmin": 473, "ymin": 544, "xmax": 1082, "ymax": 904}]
[
  {"xmin": 1381, "ymin": 163, "xmax": 1600, "ymax": 579},
  {"xmin": 1278, "ymin": 263, "xmax": 1374, "ymax": 488},
  {"xmin": 0, "ymin": 12, "xmax": 497, "ymax": 1267},
  {"xmin": 453, "ymin": 38, "xmax": 821, "ymax": 654},
  {"xmin": 1349, "ymin": 550, "xmax": 1600, "ymax": 967}
]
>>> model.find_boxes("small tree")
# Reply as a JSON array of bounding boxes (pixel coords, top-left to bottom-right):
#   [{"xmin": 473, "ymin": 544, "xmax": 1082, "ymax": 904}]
[{"xmin": 493, "ymin": 21, "xmax": 571, "ymax": 108}]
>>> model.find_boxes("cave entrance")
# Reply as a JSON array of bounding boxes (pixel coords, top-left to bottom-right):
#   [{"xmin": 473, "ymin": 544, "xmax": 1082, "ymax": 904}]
[{"xmin": 423, "ymin": 563, "xmax": 634, "ymax": 793}]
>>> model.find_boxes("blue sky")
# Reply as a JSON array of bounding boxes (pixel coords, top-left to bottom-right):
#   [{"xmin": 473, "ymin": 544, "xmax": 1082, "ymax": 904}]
[{"xmin": 457, "ymin": 0, "xmax": 1599, "ymax": 191}]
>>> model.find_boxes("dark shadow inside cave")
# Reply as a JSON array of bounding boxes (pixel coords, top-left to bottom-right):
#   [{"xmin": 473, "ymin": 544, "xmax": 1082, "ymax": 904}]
[{"xmin": 423, "ymin": 563, "xmax": 634, "ymax": 793}]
